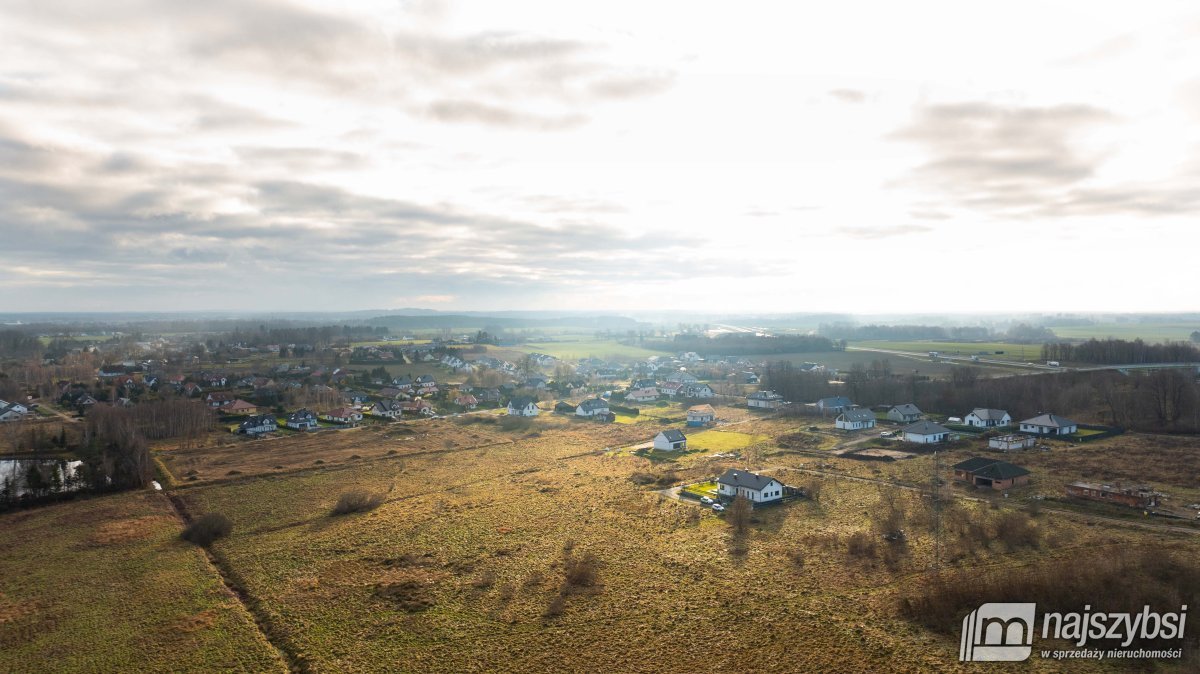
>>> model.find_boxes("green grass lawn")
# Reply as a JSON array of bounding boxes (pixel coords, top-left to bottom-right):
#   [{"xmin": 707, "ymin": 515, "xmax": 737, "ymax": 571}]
[
  {"xmin": 852, "ymin": 340, "xmax": 1044, "ymax": 361},
  {"xmin": 686, "ymin": 430, "xmax": 766, "ymax": 452},
  {"xmin": 509, "ymin": 339, "xmax": 663, "ymax": 361},
  {"xmin": 681, "ymin": 480, "xmax": 719, "ymax": 498},
  {"xmin": 1044, "ymin": 323, "xmax": 1200, "ymax": 343}
]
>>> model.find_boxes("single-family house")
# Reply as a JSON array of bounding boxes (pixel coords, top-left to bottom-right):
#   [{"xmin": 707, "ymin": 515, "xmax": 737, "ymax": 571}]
[
  {"xmin": 627, "ymin": 387, "xmax": 659, "ymax": 403},
  {"xmin": 902, "ymin": 420, "xmax": 951, "ymax": 444},
  {"xmin": 205, "ymin": 391, "xmax": 237, "ymax": 408},
  {"xmin": 630, "ymin": 378, "xmax": 657, "ymax": 391},
  {"xmin": 392, "ymin": 376, "xmax": 414, "ymax": 392},
  {"xmin": 507, "ymin": 396, "xmax": 540, "ymax": 417},
  {"xmin": 953, "ymin": 457, "xmax": 1031, "ymax": 490},
  {"xmin": 576, "ymin": 398, "xmax": 610, "ymax": 417},
  {"xmin": 682, "ymin": 382, "xmax": 714, "ymax": 399},
  {"xmin": 815, "ymin": 396, "xmax": 853, "ymax": 414},
  {"xmin": 238, "ymin": 414, "xmax": 277, "ymax": 436},
  {"xmin": 964, "ymin": 408, "xmax": 1012, "ymax": 428},
  {"xmin": 323, "ymin": 407, "xmax": 363, "ymax": 424},
  {"xmin": 401, "ymin": 399, "xmax": 434, "ymax": 416},
  {"xmin": 524, "ymin": 375, "xmax": 549, "ymax": 389},
  {"xmin": 1019, "ymin": 413, "xmax": 1078, "ymax": 436},
  {"xmin": 0, "ymin": 403, "xmax": 26, "ymax": 422},
  {"xmin": 687, "ymin": 404, "xmax": 716, "ymax": 427},
  {"xmin": 415, "ymin": 375, "xmax": 438, "ymax": 392},
  {"xmin": 553, "ymin": 401, "xmax": 576, "ymax": 414},
  {"xmin": 747, "ymin": 390, "xmax": 784, "ymax": 409},
  {"xmin": 343, "ymin": 390, "xmax": 371, "ymax": 406},
  {"xmin": 836, "ymin": 408, "xmax": 876, "ymax": 431},
  {"xmin": 371, "ymin": 400, "xmax": 402, "ymax": 419},
  {"xmin": 989, "ymin": 434, "xmax": 1036, "ymax": 452},
  {"xmin": 716, "ymin": 469, "xmax": 786, "ymax": 504},
  {"xmin": 285, "ymin": 408, "xmax": 319, "ymax": 430},
  {"xmin": 658, "ymin": 381, "xmax": 684, "ymax": 398},
  {"xmin": 653, "ymin": 429, "xmax": 687, "ymax": 451},
  {"xmin": 224, "ymin": 399, "xmax": 258, "ymax": 415},
  {"xmin": 664, "ymin": 370, "xmax": 699, "ymax": 384},
  {"xmin": 454, "ymin": 394, "xmax": 478, "ymax": 409},
  {"xmin": 886, "ymin": 403, "xmax": 923, "ymax": 424}
]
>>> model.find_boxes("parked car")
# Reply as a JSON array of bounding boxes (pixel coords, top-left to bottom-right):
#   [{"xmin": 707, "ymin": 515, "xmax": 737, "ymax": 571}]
[
  {"xmin": 880, "ymin": 431, "xmax": 893, "ymax": 437},
  {"xmin": 711, "ymin": 503, "xmax": 725, "ymax": 512},
  {"xmin": 700, "ymin": 496, "xmax": 714, "ymax": 505}
]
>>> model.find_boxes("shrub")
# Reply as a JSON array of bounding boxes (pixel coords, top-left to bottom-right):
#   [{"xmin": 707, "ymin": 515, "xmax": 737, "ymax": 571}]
[
  {"xmin": 846, "ymin": 531, "xmax": 877, "ymax": 559},
  {"xmin": 331, "ymin": 489, "xmax": 386, "ymax": 515},
  {"xmin": 181, "ymin": 513, "xmax": 232, "ymax": 547},
  {"xmin": 563, "ymin": 552, "xmax": 599, "ymax": 590}
]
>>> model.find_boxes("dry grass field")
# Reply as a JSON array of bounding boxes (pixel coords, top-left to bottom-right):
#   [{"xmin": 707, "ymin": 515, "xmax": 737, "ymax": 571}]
[{"xmin": 5, "ymin": 408, "xmax": 1200, "ymax": 672}]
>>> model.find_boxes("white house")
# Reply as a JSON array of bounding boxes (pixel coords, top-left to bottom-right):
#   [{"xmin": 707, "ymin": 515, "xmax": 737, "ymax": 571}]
[
  {"xmin": 576, "ymin": 398, "xmax": 610, "ymax": 417},
  {"xmin": 323, "ymin": 407, "xmax": 363, "ymax": 424},
  {"xmin": 1019, "ymin": 413, "xmax": 1077, "ymax": 436},
  {"xmin": 989, "ymin": 434, "xmax": 1036, "ymax": 452},
  {"xmin": 627, "ymin": 387, "xmax": 658, "ymax": 403},
  {"xmin": 653, "ymin": 429, "xmax": 687, "ymax": 451},
  {"xmin": 747, "ymin": 390, "xmax": 784, "ymax": 409},
  {"xmin": 371, "ymin": 400, "xmax": 402, "ymax": 419},
  {"xmin": 285, "ymin": 408, "xmax": 319, "ymax": 430},
  {"xmin": 716, "ymin": 469, "xmax": 785, "ymax": 504},
  {"xmin": 507, "ymin": 396, "xmax": 540, "ymax": 417},
  {"xmin": 0, "ymin": 402, "xmax": 27, "ymax": 422},
  {"xmin": 664, "ymin": 370, "xmax": 699, "ymax": 384},
  {"xmin": 886, "ymin": 403, "xmax": 923, "ymax": 424},
  {"xmin": 815, "ymin": 396, "xmax": 853, "ymax": 414},
  {"xmin": 681, "ymin": 382, "xmax": 714, "ymax": 399},
  {"xmin": 964, "ymin": 408, "xmax": 1012, "ymax": 428},
  {"xmin": 902, "ymin": 420, "xmax": 951, "ymax": 444},
  {"xmin": 658, "ymin": 381, "xmax": 684, "ymax": 398},
  {"xmin": 687, "ymin": 404, "xmax": 716, "ymax": 427},
  {"xmin": 835, "ymin": 408, "xmax": 876, "ymax": 430},
  {"xmin": 238, "ymin": 414, "xmax": 277, "ymax": 436}
]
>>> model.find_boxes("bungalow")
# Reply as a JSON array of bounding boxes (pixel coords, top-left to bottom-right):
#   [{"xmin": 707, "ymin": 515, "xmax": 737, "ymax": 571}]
[
  {"xmin": 653, "ymin": 429, "xmax": 687, "ymax": 451},
  {"xmin": 687, "ymin": 404, "xmax": 716, "ymax": 427},
  {"xmin": 400, "ymin": 399, "xmax": 434, "ymax": 416},
  {"xmin": 681, "ymin": 382, "xmax": 714, "ymax": 399},
  {"xmin": 836, "ymin": 408, "xmax": 876, "ymax": 431},
  {"xmin": 716, "ymin": 469, "xmax": 786, "ymax": 504},
  {"xmin": 576, "ymin": 398, "xmax": 610, "ymax": 417},
  {"xmin": 664, "ymin": 370, "xmax": 699, "ymax": 384},
  {"xmin": 238, "ymin": 414, "xmax": 277, "ymax": 436},
  {"xmin": 989, "ymin": 434, "xmax": 1036, "ymax": 452},
  {"xmin": 964, "ymin": 408, "xmax": 1012, "ymax": 428},
  {"xmin": 285, "ymin": 408, "xmax": 319, "ymax": 430},
  {"xmin": 454, "ymin": 394, "xmax": 478, "ymax": 409},
  {"xmin": 370, "ymin": 400, "xmax": 402, "ymax": 419},
  {"xmin": 815, "ymin": 396, "xmax": 853, "ymax": 414},
  {"xmin": 953, "ymin": 457, "xmax": 1031, "ymax": 490},
  {"xmin": 627, "ymin": 387, "xmax": 658, "ymax": 403},
  {"xmin": 1019, "ymin": 413, "xmax": 1078, "ymax": 436},
  {"xmin": 886, "ymin": 403, "xmax": 923, "ymax": 424},
  {"xmin": 205, "ymin": 391, "xmax": 237, "ymax": 408},
  {"xmin": 507, "ymin": 396, "xmax": 540, "ymax": 417},
  {"xmin": 902, "ymin": 420, "xmax": 951, "ymax": 444},
  {"xmin": 1065, "ymin": 482, "xmax": 1159, "ymax": 508},
  {"xmin": 747, "ymin": 390, "xmax": 784, "ymax": 409},
  {"xmin": 323, "ymin": 407, "xmax": 363, "ymax": 424},
  {"xmin": 224, "ymin": 399, "xmax": 258, "ymax": 415}
]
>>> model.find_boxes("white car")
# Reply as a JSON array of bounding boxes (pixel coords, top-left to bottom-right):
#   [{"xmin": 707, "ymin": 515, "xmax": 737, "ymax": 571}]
[
  {"xmin": 880, "ymin": 431, "xmax": 893, "ymax": 437},
  {"xmin": 700, "ymin": 496, "xmax": 714, "ymax": 505},
  {"xmin": 711, "ymin": 503, "xmax": 725, "ymax": 512}
]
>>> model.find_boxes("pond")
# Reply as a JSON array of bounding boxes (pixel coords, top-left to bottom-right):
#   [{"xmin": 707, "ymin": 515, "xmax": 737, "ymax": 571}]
[{"xmin": 0, "ymin": 457, "xmax": 86, "ymax": 498}]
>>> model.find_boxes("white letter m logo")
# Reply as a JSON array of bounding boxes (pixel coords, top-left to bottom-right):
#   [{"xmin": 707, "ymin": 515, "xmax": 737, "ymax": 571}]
[{"xmin": 959, "ymin": 603, "xmax": 1036, "ymax": 662}]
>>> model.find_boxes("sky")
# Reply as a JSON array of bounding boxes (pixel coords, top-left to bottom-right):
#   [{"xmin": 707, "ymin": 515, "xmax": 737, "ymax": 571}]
[{"xmin": 2, "ymin": 1, "xmax": 1200, "ymax": 314}]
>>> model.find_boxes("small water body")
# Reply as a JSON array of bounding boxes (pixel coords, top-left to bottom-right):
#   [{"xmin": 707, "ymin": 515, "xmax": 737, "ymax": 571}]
[{"xmin": 0, "ymin": 457, "xmax": 85, "ymax": 497}]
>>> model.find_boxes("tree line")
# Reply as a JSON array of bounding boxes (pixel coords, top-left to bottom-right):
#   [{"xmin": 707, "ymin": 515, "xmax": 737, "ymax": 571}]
[
  {"xmin": 659, "ymin": 333, "xmax": 835, "ymax": 355},
  {"xmin": 1041, "ymin": 338, "xmax": 1200, "ymax": 365}
]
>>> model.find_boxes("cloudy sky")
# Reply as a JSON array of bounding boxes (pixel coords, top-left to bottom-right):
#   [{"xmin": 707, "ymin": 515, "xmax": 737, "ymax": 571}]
[{"xmin": 3, "ymin": 1, "xmax": 1200, "ymax": 314}]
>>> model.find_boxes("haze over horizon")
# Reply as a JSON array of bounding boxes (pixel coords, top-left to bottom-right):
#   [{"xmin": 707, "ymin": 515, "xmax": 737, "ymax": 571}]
[{"xmin": 4, "ymin": 1, "xmax": 1200, "ymax": 314}]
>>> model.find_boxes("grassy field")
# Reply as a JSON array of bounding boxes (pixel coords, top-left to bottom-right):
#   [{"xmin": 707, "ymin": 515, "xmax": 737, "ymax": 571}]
[
  {"xmin": 1044, "ymin": 323, "xmax": 1200, "ymax": 343},
  {"xmin": 852, "ymin": 340, "xmax": 1044, "ymax": 361},
  {"xmin": 9, "ymin": 410, "xmax": 1200, "ymax": 671},
  {"xmin": 0, "ymin": 492, "xmax": 286, "ymax": 673}
]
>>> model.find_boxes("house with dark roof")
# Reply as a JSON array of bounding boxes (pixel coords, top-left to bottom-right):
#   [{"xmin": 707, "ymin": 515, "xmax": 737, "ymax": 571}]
[
  {"xmin": 716, "ymin": 469, "xmax": 786, "ymax": 504},
  {"xmin": 653, "ymin": 429, "xmax": 687, "ymax": 451},
  {"xmin": 507, "ymin": 396, "xmax": 540, "ymax": 417},
  {"xmin": 902, "ymin": 420, "xmax": 951, "ymax": 444},
  {"xmin": 953, "ymin": 457, "xmax": 1031, "ymax": 490},
  {"xmin": 682, "ymin": 382, "xmax": 714, "ymax": 399},
  {"xmin": 238, "ymin": 414, "xmax": 277, "ymax": 436},
  {"xmin": 836, "ymin": 408, "xmax": 876, "ymax": 430},
  {"xmin": 964, "ymin": 408, "xmax": 1012, "ymax": 428},
  {"xmin": 454, "ymin": 394, "xmax": 478, "ymax": 409},
  {"xmin": 1019, "ymin": 413, "xmax": 1077, "ymax": 436},
  {"xmin": 815, "ymin": 396, "xmax": 853, "ymax": 414},
  {"xmin": 630, "ymin": 378, "xmax": 657, "ymax": 391},
  {"xmin": 627, "ymin": 387, "xmax": 658, "ymax": 403},
  {"xmin": 323, "ymin": 407, "xmax": 363, "ymax": 424},
  {"xmin": 747, "ymin": 390, "xmax": 784, "ymax": 409},
  {"xmin": 370, "ymin": 400, "xmax": 402, "ymax": 419},
  {"xmin": 285, "ymin": 408, "xmax": 319, "ymax": 430},
  {"xmin": 576, "ymin": 398, "xmax": 610, "ymax": 417},
  {"xmin": 886, "ymin": 403, "xmax": 923, "ymax": 424}
]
